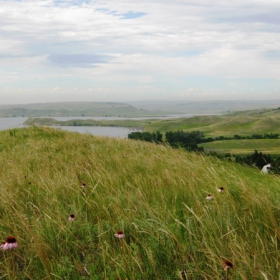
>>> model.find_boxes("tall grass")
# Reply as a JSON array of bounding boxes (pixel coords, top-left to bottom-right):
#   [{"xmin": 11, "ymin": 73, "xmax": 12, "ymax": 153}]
[{"xmin": 0, "ymin": 126, "xmax": 279, "ymax": 279}]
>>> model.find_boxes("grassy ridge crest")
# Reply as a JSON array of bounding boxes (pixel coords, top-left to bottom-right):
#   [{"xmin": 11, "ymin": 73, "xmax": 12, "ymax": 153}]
[{"xmin": 0, "ymin": 127, "xmax": 279, "ymax": 279}]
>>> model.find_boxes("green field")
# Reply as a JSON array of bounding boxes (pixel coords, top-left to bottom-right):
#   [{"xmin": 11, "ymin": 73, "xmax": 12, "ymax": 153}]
[
  {"xmin": 0, "ymin": 126, "xmax": 279, "ymax": 279},
  {"xmin": 200, "ymin": 139, "xmax": 280, "ymax": 155}
]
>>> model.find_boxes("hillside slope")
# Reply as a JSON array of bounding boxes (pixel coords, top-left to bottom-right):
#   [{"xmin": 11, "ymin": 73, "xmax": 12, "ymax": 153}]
[
  {"xmin": 145, "ymin": 107, "xmax": 280, "ymax": 138},
  {"xmin": 0, "ymin": 127, "xmax": 279, "ymax": 279}
]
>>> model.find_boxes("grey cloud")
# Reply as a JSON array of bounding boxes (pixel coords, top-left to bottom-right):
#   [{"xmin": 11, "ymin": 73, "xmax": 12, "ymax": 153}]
[
  {"xmin": 210, "ymin": 9, "xmax": 280, "ymax": 26},
  {"xmin": 0, "ymin": 54, "xmax": 27, "ymax": 58},
  {"xmin": 47, "ymin": 54, "xmax": 110, "ymax": 68}
]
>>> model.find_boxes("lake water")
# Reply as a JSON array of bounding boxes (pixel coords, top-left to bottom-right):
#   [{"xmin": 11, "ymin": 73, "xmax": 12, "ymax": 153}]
[
  {"xmin": 0, "ymin": 114, "xmax": 201, "ymax": 138},
  {"xmin": 0, "ymin": 117, "xmax": 140, "ymax": 138},
  {"xmin": 0, "ymin": 117, "xmax": 27, "ymax": 131}
]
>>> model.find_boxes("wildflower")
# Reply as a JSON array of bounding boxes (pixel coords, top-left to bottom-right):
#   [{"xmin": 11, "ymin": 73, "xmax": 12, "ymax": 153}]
[
  {"xmin": 68, "ymin": 214, "xmax": 75, "ymax": 222},
  {"xmin": 222, "ymin": 260, "xmax": 233, "ymax": 271},
  {"xmin": 218, "ymin": 187, "xmax": 224, "ymax": 192},
  {"xmin": 114, "ymin": 230, "xmax": 125, "ymax": 239},
  {"xmin": 0, "ymin": 236, "xmax": 18, "ymax": 250},
  {"xmin": 206, "ymin": 194, "xmax": 213, "ymax": 200}
]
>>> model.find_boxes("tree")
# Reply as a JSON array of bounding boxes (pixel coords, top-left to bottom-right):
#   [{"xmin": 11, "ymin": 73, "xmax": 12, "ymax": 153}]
[{"xmin": 165, "ymin": 130, "xmax": 204, "ymax": 151}]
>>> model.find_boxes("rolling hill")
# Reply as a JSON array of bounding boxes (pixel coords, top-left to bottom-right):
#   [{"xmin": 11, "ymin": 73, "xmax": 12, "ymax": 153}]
[{"xmin": 0, "ymin": 126, "xmax": 279, "ymax": 279}]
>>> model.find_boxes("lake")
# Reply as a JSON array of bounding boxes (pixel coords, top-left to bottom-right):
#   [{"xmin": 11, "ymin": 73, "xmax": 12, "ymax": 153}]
[
  {"xmin": 0, "ymin": 114, "xmax": 203, "ymax": 138},
  {"xmin": 0, "ymin": 117, "xmax": 140, "ymax": 138}
]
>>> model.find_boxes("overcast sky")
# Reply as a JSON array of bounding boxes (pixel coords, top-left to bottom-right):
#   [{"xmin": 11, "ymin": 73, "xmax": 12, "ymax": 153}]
[{"xmin": 1, "ymin": 0, "xmax": 280, "ymax": 104}]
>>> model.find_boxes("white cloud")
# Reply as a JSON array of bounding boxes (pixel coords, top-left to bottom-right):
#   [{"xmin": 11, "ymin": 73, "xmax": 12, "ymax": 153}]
[{"xmin": 0, "ymin": 0, "xmax": 280, "ymax": 103}]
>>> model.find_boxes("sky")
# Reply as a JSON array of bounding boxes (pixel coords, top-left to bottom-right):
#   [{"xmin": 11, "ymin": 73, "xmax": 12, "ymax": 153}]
[{"xmin": 1, "ymin": 0, "xmax": 280, "ymax": 104}]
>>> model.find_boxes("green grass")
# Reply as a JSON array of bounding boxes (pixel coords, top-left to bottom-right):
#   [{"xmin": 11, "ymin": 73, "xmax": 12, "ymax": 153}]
[
  {"xmin": 200, "ymin": 139, "xmax": 280, "ymax": 155},
  {"xmin": 144, "ymin": 116, "xmax": 220, "ymax": 133},
  {"xmin": 0, "ymin": 126, "xmax": 279, "ymax": 279}
]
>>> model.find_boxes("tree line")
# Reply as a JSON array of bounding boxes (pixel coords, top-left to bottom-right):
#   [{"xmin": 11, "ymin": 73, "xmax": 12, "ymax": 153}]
[
  {"xmin": 128, "ymin": 130, "xmax": 204, "ymax": 151},
  {"xmin": 128, "ymin": 130, "xmax": 280, "ymax": 147}
]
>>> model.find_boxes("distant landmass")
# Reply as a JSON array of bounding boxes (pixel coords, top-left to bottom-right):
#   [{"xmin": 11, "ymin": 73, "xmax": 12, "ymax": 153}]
[
  {"xmin": 129, "ymin": 99, "xmax": 280, "ymax": 114},
  {"xmin": 1, "ymin": 100, "xmax": 280, "ymax": 117},
  {"xmin": 0, "ymin": 102, "xmax": 164, "ymax": 118}
]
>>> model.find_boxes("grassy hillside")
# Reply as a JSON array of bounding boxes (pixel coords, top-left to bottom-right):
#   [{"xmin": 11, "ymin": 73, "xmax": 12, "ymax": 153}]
[
  {"xmin": 144, "ymin": 115, "xmax": 221, "ymax": 133},
  {"xmin": 0, "ymin": 127, "xmax": 279, "ymax": 279},
  {"xmin": 145, "ymin": 108, "xmax": 280, "ymax": 137}
]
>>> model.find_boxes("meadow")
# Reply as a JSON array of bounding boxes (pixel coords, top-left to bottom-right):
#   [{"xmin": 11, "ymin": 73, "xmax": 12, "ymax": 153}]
[
  {"xmin": 0, "ymin": 126, "xmax": 279, "ymax": 279},
  {"xmin": 200, "ymin": 139, "xmax": 280, "ymax": 155}
]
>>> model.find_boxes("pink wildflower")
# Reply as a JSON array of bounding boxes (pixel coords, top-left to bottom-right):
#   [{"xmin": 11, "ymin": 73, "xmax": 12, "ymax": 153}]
[
  {"xmin": 0, "ymin": 236, "xmax": 18, "ymax": 250},
  {"xmin": 114, "ymin": 230, "xmax": 125, "ymax": 239},
  {"xmin": 68, "ymin": 214, "xmax": 75, "ymax": 222}
]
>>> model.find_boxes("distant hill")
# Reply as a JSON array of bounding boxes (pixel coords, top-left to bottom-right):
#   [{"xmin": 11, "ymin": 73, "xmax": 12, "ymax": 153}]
[
  {"xmin": 0, "ymin": 102, "xmax": 170, "ymax": 118},
  {"xmin": 2, "ymin": 100, "xmax": 280, "ymax": 117},
  {"xmin": 130, "ymin": 100, "xmax": 280, "ymax": 114}
]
